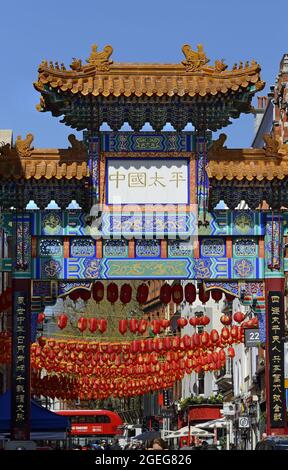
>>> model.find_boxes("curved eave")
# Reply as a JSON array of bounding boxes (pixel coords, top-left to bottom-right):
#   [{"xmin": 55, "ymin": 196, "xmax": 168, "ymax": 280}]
[
  {"xmin": 0, "ymin": 149, "xmax": 89, "ymax": 180},
  {"xmin": 34, "ymin": 69, "xmax": 264, "ymax": 99}
]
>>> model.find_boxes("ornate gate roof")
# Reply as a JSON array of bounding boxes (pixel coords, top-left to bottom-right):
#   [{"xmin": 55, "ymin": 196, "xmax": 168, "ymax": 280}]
[{"xmin": 34, "ymin": 44, "xmax": 265, "ymax": 131}]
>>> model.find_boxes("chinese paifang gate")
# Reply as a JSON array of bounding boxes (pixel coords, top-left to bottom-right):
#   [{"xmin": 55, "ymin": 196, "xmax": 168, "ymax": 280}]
[{"xmin": 0, "ymin": 43, "xmax": 286, "ymax": 439}]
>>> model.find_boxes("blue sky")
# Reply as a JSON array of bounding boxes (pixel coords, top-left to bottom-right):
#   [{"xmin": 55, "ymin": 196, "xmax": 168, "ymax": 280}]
[{"xmin": 0, "ymin": 0, "xmax": 285, "ymax": 148}]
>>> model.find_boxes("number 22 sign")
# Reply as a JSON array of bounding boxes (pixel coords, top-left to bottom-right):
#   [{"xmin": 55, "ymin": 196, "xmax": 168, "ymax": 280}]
[{"xmin": 244, "ymin": 329, "xmax": 260, "ymax": 347}]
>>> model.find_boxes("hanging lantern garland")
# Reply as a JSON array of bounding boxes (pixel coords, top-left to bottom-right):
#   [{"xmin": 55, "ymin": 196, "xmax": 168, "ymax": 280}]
[{"xmin": 29, "ymin": 319, "xmax": 252, "ymax": 401}]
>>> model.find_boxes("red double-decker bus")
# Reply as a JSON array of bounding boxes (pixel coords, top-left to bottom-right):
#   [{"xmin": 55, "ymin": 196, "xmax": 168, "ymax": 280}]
[{"xmin": 55, "ymin": 409, "xmax": 123, "ymax": 446}]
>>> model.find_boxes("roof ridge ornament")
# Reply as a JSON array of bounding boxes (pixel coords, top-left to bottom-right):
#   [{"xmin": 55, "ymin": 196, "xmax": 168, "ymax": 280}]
[
  {"xmin": 15, "ymin": 133, "xmax": 34, "ymax": 158},
  {"xmin": 182, "ymin": 44, "xmax": 210, "ymax": 71},
  {"xmin": 86, "ymin": 44, "xmax": 113, "ymax": 71},
  {"xmin": 181, "ymin": 44, "xmax": 228, "ymax": 73},
  {"xmin": 68, "ymin": 134, "xmax": 87, "ymax": 156},
  {"xmin": 209, "ymin": 134, "xmax": 227, "ymax": 154},
  {"xmin": 263, "ymin": 133, "xmax": 288, "ymax": 160}
]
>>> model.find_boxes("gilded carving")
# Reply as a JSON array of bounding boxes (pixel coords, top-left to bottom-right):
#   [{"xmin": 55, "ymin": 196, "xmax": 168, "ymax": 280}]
[
  {"xmin": 182, "ymin": 44, "xmax": 209, "ymax": 71},
  {"xmin": 212, "ymin": 59, "xmax": 228, "ymax": 73},
  {"xmin": 208, "ymin": 134, "xmax": 227, "ymax": 154},
  {"xmin": 35, "ymin": 96, "xmax": 46, "ymax": 112},
  {"xmin": 70, "ymin": 58, "xmax": 82, "ymax": 71},
  {"xmin": 86, "ymin": 44, "xmax": 113, "ymax": 71},
  {"xmin": 68, "ymin": 134, "xmax": 87, "ymax": 155},
  {"xmin": 263, "ymin": 134, "xmax": 280, "ymax": 156},
  {"xmin": 15, "ymin": 133, "xmax": 34, "ymax": 158}
]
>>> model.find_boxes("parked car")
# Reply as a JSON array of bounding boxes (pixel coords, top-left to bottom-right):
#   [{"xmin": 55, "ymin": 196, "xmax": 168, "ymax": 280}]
[{"xmin": 255, "ymin": 436, "xmax": 288, "ymax": 450}]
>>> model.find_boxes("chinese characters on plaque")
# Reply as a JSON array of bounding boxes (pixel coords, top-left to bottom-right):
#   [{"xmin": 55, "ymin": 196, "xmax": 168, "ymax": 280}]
[
  {"xmin": 268, "ymin": 291, "xmax": 285, "ymax": 428},
  {"xmin": 12, "ymin": 292, "xmax": 30, "ymax": 438},
  {"xmin": 107, "ymin": 159, "xmax": 189, "ymax": 204}
]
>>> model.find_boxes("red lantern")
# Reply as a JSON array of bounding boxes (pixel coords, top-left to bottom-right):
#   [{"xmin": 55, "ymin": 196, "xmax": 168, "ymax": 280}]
[
  {"xmin": 119, "ymin": 319, "xmax": 128, "ymax": 335},
  {"xmin": 184, "ymin": 283, "xmax": 196, "ymax": 304},
  {"xmin": 79, "ymin": 289, "xmax": 91, "ymax": 301},
  {"xmin": 233, "ymin": 311, "xmax": 245, "ymax": 324},
  {"xmin": 172, "ymin": 284, "xmax": 183, "ymax": 305},
  {"xmin": 107, "ymin": 283, "xmax": 119, "ymax": 304},
  {"xmin": 189, "ymin": 317, "xmax": 197, "ymax": 327},
  {"xmin": 77, "ymin": 317, "xmax": 87, "ymax": 332},
  {"xmin": 182, "ymin": 335, "xmax": 191, "ymax": 348},
  {"xmin": 177, "ymin": 318, "xmax": 188, "ymax": 328},
  {"xmin": 220, "ymin": 314, "xmax": 232, "ymax": 326},
  {"xmin": 88, "ymin": 318, "xmax": 98, "ymax": 333},
  {"xmin": 211, "ymin": 289, "xmax": 222, "ymax": 303},
  {"xmin": 219, "ymin": 349, "xmax": 226, "ymax": 362},
  {"xmin": 210, "ymin": 329, "xmax": 219, "ymax": 343},
  {"xmin": 163, "ymin": 337, "xmax": 172, "ymax": 350},
  {"xmin": 198, "ymin": 285, "xmax": 210, "ymax": 304},
  {"xmin": 192, "ymin": 333, "xmax": 200, "ymax": 347},
  {"xmin": 221, "ymin": 327, "xmax": 230, "ymax": 340},
  {"xmin": 201, "ymin": 315, "xmax": 210, "ymax": 326},
  {"xmin": 120, "ymin": 283, "xmax": 132, "ymax": 304},
  {"xmin": 225, "ymin": 293, "xmax": 235, "ymax": 302},
  {"xmin": 58, "ymin": 314, "xmax": 68, "ymax": 330},
  {"xmin": 69, "ymin": 289, "xmax": 81, "ymax": 301},
  {"xmin": 160, "ymin": 319, "xmax": 170, "ymax": 328},
  {"xmin": 151, "ymin": 319, "xmax": 161, "ymax": 335},
  {"xmin": 231, "ymin": 325, "xmax": 239, "ymax": 339},
  {"xmin": 138, "ymin": 319, "xmax": 148, "ymax": 334},
  {"xmin": 92, "ymin": 281, "xmax": 104, "ymax": 302},
  {"xmin": 201, "ymin": 331, "xmax": 210, "ymax": 346},
  {"xmin": 37, "ymin": 313, "xmax": 45, "ymax": 323},
  {"xmin": 228, "ymin": 347, "xmax": 235, "ymax": 358},
  {"xmin": 129, "ymin": 319, "xmax": 138, "ymax": 333},
  {"xmin": 131, "ymin": 340, "xmax": 140, "ymax": 353},
  {"xmin": 160, "ymin": 284, "xmax": 172, "ymax": 304},
  {"xmin": 136, "ymin": 283, "xmax": 149, "ymax": 304},
  {"xmin": 98, "ymin": 319, "xmax": 107, "ymax": 334}
]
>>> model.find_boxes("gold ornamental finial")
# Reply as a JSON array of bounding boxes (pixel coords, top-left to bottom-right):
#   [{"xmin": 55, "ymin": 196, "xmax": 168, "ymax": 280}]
[
  {"xmin": 15, "ymin": 133, "xmax": 34, "ymax": 158},
  {"xmin": 86, "ymin": 44, "xmax": 113, "ymax": 71},
  {"xmin": 70, "ymin": 58, "xmax": 83, "ymax": 71},
  {"xmin": 68, "ymin": 134, "xmax": 86, "ymax": 155},
  {"xmin": 209, "ymin": 134, "xmax": 227, "ymax": 154},
  {"xmin": 181, "ymin": 44, "xmax": 209, "ymax": 71},
  {"xmin": 213, "ymin": 59, "xmax": 228, "ymax": 73}
]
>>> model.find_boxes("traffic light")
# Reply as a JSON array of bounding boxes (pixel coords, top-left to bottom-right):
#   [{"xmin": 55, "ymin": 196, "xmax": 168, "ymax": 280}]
[{"xmin": 163, "ymin": 389, "xmax": 169, "ymax": 407}]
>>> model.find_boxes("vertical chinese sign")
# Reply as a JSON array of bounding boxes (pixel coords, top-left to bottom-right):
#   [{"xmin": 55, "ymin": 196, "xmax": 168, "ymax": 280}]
[
  {"xmin": 268, "ymin": 291, "xmax": 286, "ymax": 428},
  {"xmin": 11, "ymin": 290, "xmax": 30, "ymax": 440}
]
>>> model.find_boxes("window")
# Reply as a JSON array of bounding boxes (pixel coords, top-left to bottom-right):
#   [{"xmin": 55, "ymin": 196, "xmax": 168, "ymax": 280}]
[{"xmin": 71, "ymin": 415, "xmax": 111, "ymax": 424}]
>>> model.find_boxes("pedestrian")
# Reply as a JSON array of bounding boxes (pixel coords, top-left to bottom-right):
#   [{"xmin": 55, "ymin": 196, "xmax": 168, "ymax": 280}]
[
  {"xmin": 110, "ymin": 438, "xmax": 122, "ymax": 450},
  {"xmin": 200, "ymin": 440, "xmax": 209, "ymax": 450},
  {"xmin": 146, "ymin": 438, "xmax": 168, "ymax": 450}
]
